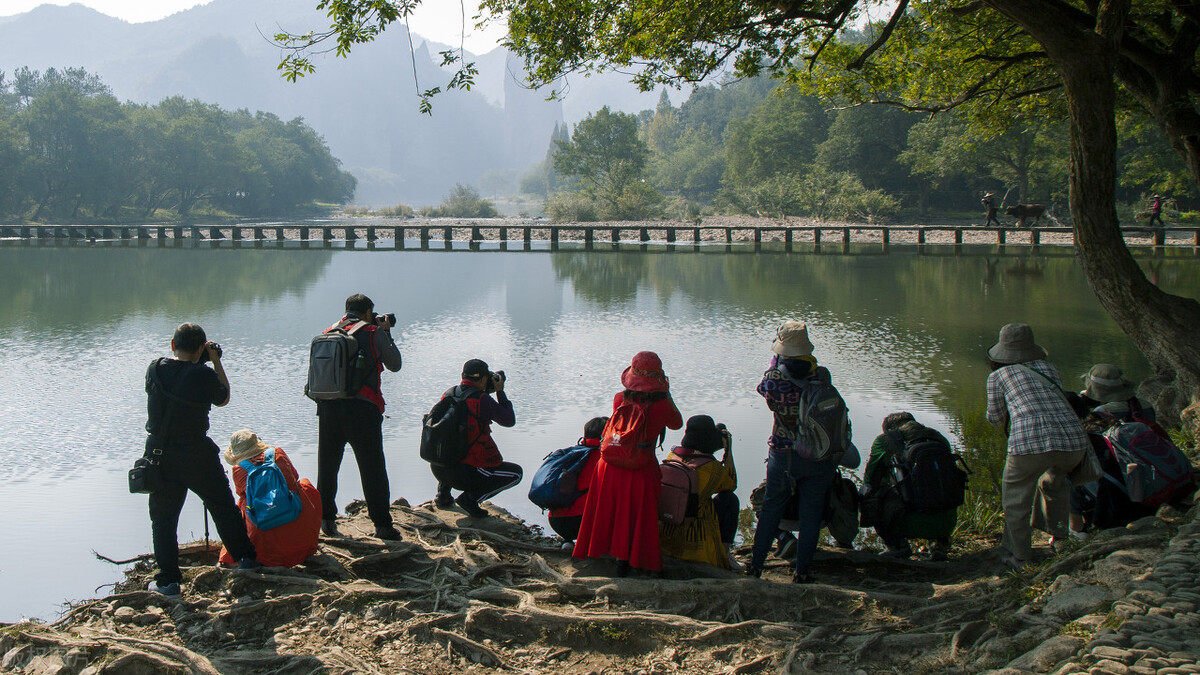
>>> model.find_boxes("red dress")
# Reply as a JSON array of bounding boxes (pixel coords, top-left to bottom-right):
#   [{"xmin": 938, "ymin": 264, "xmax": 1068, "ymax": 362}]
[
  {"xmin": 573, "ymin": 394, "xmax": 683, "ymax": 571},
  {"xmin": 218, "ymin": 447, "xmax": 321, "ymax": 567}
]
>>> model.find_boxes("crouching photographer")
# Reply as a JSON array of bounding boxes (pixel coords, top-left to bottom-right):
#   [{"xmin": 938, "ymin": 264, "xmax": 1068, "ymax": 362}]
[{"xmin": 431, "ymin": 359, "xmax": 522, "ymax": 518}]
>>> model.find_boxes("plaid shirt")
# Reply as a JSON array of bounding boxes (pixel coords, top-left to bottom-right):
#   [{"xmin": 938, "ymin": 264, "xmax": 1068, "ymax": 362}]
[{"xmin": 987, "ymin": 360, "xmax": 1089, "ymax": 456}]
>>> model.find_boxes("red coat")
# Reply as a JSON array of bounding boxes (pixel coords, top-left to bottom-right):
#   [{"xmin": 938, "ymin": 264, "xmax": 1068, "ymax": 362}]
[
  {"xmin": 572, "ymin": 394, "xmax": 682, "ymax": 571},
  {"xmin": 219, "ymin": 447, "xmax": 321, "ymax": 567}
]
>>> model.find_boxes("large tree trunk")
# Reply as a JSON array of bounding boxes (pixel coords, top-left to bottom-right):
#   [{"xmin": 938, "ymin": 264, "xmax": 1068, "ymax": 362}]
[{"xmin": 993, "ymin": 0, "xmax": 1200, "ymax": 428}]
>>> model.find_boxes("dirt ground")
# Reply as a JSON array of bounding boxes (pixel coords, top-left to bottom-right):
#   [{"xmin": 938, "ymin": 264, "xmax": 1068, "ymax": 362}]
[{"xmin": 3, "ymin": 494, "xmax": 1196, "ymax": 675}]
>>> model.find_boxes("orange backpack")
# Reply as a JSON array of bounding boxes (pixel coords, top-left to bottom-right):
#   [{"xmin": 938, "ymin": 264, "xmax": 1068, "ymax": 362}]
[{"xmin": 599, "ymin": 400, "xmax": 657, "ymax": 469}]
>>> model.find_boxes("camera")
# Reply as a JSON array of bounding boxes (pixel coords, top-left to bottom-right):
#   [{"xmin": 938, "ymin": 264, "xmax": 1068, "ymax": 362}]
[
  {"xmin": 377, "ymin": 312, "xmax": 396, "ymax": 327},
  {"xmin": 485, "ymin": 370, "xmax": 505, "ymax": 394},
  {"xmin": 197, "ymin": 342, "xmax": 223, "ymax": 364}
]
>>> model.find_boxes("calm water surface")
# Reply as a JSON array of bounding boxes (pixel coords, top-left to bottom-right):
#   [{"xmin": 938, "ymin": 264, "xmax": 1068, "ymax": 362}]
[{"xmin": 1, "ymin": 239, "xmax": 1196, "ymax": 620}]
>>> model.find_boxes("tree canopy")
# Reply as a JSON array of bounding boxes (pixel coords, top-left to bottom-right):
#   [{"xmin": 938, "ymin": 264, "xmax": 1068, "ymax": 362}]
[{"xmin": 0, "ymin": 68, "xmax": 355, "ymax": 222}]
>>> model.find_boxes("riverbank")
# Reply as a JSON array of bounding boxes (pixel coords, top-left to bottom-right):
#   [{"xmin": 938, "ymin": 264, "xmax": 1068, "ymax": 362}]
[{"xmin": 3, "ymin": 490, "xmax": 1197, "ymax": 674}]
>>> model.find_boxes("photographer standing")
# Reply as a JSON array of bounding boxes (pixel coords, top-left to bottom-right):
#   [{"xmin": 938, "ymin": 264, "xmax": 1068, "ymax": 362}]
[
  {"xmin": 145, "ymin": 323, "xmax": 258, "ymax": 598},
  {"xmin": 431, "ymin": 359, "xmax": 522, "ymax": 518},
  {"xmin": 315, "ymin": 293, "xmax": 403, "ymax": 540}
]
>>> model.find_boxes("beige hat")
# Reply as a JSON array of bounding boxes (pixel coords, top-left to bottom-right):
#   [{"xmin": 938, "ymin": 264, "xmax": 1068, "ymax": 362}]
[
  {"xmin": 224, "ymin": 429, "xmax": 270, "ymax": 465},
  {"xmin": 1081, "ymin": 364, "xmax": 1137, "ymax": 403},
  {"xmin": 987, "ymin": 323, "xmax": 1047, "ymax": 364},
  {"xmin": 772, "ymin": 321, "xmax": 814, "ymax": 357}
]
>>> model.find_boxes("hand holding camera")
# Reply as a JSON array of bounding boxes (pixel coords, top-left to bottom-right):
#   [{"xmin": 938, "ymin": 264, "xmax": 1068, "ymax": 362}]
[
  {"xmin": 487, "ymin": 370, "xmax": 506, "ymax": 394},
  {"xmin": 198, "ymin": 341, "xmax": 223, "ymax": 364},
  {"xmin": 375, "ymin": 312, "xmax": 397, "ymax": 329}
]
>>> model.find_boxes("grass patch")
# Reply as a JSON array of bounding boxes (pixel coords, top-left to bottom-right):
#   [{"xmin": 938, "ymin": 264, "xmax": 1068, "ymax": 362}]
[
  {"xmin": 1059, "ymin": 621, "xmax": 1093, "ymax": 639},
  {"xmin": 565, "ymin": 621, "xmax": 631, "ymax": 643}
]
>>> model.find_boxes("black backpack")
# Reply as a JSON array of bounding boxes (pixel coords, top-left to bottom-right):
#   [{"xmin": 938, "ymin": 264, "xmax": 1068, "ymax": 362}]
[
  {"xmin": 887, "ymin": 429, "xmax": 970, "ymax": 513},
  {"xmin": 419, "ymin": 385, "xmax": 479, "ymax": 466}
]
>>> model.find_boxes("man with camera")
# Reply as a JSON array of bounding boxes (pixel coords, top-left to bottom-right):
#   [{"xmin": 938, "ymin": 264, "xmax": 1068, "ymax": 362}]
[
  {"xmin": 316, "ymin": 293, "xmax": 404, "ymax": 540},
  {"xmin": 144, "ymin": 322, "xmax": 259, "ymax": 598},
  {"xmin": 431, "ymin": 359, "xmax": 522, "ymax": 518}
]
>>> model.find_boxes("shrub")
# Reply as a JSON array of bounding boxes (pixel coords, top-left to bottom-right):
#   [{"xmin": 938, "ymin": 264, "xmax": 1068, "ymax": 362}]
[
  {"xmin": 544, "ymin": 192, "xmax": 599, "ymax": 222},
  {"xmin": 424, "ymin": 184, "xmax": 498, "ymax": 218}
]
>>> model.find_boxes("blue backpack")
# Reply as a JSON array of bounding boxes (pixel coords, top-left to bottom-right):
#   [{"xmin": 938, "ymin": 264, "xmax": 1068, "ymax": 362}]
[
  {"xmin": 240, "ymin": 449, "xmax": 303, "ymax": 531},
  {"xmin": 528, "ymin": 443, "xmax": 595, "ymax": 510}
]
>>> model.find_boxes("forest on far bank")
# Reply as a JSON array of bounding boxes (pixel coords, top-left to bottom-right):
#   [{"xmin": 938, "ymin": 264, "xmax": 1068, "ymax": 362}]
[
  {"xmin": 0, "ymin": 67, "xmax": 356, "ymax": 224},
  {"xmin": 511, "ymin": 72, "xmax": 1198, "ymax": 225}
]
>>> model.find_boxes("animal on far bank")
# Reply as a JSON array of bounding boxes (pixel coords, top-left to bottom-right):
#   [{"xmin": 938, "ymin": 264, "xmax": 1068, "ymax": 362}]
[{"xmin": 1006, "ymin": 203, "xmax": 1046, "ymax": 227}]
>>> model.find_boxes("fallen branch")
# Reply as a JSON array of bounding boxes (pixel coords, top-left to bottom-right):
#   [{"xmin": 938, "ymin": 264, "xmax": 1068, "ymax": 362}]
[{"xmin": 432, "ymin": 627, "xmax": 510, "ymax": 669}]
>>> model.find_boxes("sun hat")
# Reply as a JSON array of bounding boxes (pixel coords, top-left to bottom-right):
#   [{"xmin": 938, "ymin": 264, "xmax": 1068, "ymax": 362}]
[
  {"xmin": 772, "ymin": 321, "xmax": 815, "ymax": 357},
  {"xmin": 620, "ymin": 351, "xmax": 670, "ymax": 392},
  {"xmin": 1080, "ymin": 364, "xmax": 1137, "ymax": 403},
  {"xmin": 681, "ymin": 415, "xmax": 724, "ymax": 454},
  {"xmin": 987, "ymin": 323, "xmax": 1047, "ymax": 364},
  {"xmin": 224, "ymin": 429, "xmax": 270, "ymax": 465}
]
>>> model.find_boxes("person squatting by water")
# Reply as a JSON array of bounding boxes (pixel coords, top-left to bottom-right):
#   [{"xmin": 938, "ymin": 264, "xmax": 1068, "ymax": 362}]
[
  {"xmin": 315, "ymin": 293, "xmax": 404, "ymax": 541},
  {"xmin": 658, "ymin": 415, "xmax": 741, "ymax": 571},
  {"xmin": 144, "ymin": 323, "xmax": 259, "ymax": 598},
  {"xmin": 862, "ymin": 412, "xmax": 957, "ymax": 561},
  {"xmin": 546, "ymin": 417, "xmax": 608, "ymax": 547},
  {"xmin": 574, "ymin": 351, "xmax": 683, "ymax": 577},
  {"xmin": 219, "ymin": 429, "xmax": 321, "ymax": 568},
  {"xmin": 986, "ymin": 322, "xmax": 1089, "ymax": 570},
  {"xmin": 431, "ymin": 359, "xmax": 522, "ymax": 518}
]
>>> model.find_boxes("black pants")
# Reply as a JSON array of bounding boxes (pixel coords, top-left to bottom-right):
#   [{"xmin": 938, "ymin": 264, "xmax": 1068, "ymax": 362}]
[
  {"xmin": 317, "ymin": 399, "xmax": 392, "ymax": 527},
  {"xmin": 713, "ymin": 491, "xmax": 740, "ymax": 545},
  {"xmin": 148, "ymin": 436, "xmax": 255, "ymax": 585},
  {"xmin": 548, "ymin": 515, "xmax": 582, "ymax": 541},
  {"xmin": 432, "ymin": 461, "xmax": 523, "ymax": 506}
]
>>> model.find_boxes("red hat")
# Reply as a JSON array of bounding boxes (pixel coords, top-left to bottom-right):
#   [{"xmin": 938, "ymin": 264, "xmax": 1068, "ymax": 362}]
[{"xmin": 620, "ymin": 351, "xmax": 670, "ymax": 393}]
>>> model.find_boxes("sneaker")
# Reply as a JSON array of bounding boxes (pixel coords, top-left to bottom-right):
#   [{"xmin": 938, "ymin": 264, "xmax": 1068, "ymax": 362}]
[
  {"xmin": 321, "ymin": 518, "xmax": 340, "ymax": 537},
  {"xmin": 792, "ymin": 573, "xmax": 815, "ymax": 584},
  {"xmin": 561, "ymin": 540, "xmax": 576, "ymax": 553},
  {"xmin": 147, "ymin": 580, "xmax": 181, "ymax": 599},
  {"xmin": 726, "ymin": 551, "xmax": 743, "ymax": 573},
  {"xmin": 238, "ymin": 558, "xmax": 262, "ymax": 571},
  {"xmin": 1049, "ymin": 536, "xmax": 1070, "ymax": 555},
  {"xmin": 1069, "ymin": 528, "xmax": 1090, "ymax": 542},
  {"xmin": 434, "ymin": 493, "xmax": 454, "ymax": 509},
  {"xmin": 776, "ymin": 533, "xmax": 798, "ymax": 561},
  {"xmin": 744, "ymin": 566, "xmax": 762, "ymax": 578},
  {"xmin": 455, "ymin": 493, "xmax": 489, "ymax": 518},
  {"xmin": 373, "ymin": 525, "xmax": 403, "ymax": 541}
]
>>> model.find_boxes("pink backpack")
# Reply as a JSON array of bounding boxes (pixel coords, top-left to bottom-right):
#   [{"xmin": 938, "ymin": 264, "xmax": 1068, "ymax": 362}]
[{"xmin": 658, "ymin": 454, "xmax": 714, "ymax": 525}]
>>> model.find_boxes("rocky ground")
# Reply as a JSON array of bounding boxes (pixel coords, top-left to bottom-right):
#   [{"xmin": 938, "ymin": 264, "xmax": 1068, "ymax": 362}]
[{"xmin": 2, "ymin": 491, "xmax": 1198, "ymax": 675}]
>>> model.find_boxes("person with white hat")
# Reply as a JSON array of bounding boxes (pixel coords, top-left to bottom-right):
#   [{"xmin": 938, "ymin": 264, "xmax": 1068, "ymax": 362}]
[
  {"xmin": 218, "ymin": 430, "xmax": 321, "ymax": 568},
  {"xmin": 745, "ymin": 321, "xmax": 852, "ymax": 584},
  {"xmin": 986, "ymin": 323, "xmax": 1089, "ymax": 569},
  {"xmin": 1079, "ymin": 363, "xmax": 1155, "ymax": 422}
]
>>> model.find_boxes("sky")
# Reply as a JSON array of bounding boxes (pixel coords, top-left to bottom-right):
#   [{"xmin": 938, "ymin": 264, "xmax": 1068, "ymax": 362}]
[{"xmin": 0, "ymin": 0, "xmax": 507, "ymax": 52}]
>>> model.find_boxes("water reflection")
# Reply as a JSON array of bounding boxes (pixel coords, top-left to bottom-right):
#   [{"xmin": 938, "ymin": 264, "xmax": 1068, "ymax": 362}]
[{"xmin": 0, "ymin": 242, "xmax": 1195, "ymax": 621}]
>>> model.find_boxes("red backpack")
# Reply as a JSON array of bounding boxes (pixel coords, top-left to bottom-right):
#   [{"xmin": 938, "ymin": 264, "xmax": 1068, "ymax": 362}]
[{"xmin": 600, "ymin": 400, "xmax": 657, "ymax": 469}]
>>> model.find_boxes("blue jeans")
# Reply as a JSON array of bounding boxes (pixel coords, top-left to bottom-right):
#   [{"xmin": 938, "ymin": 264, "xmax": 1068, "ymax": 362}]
[{"xmin": 751, "ymin": 450, "xmax": 835, "ymax": 576}]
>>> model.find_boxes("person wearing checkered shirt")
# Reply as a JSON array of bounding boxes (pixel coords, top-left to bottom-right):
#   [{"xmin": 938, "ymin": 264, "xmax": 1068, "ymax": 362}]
[{"xmin": 986, "ymin": 323, "xmax": 1089, "ymax": 570}]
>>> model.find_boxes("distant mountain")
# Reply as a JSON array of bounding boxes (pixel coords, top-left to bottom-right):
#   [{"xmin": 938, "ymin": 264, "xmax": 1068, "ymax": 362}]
[{"xmin": 0, "ymin": 0, "xmax": 670, "ymax": 206}]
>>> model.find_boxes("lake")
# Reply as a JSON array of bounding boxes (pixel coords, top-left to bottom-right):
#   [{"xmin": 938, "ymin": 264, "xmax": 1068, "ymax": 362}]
[{"xmin": 1, "ymin": 237, "xmax": 1195, "ymax": 621}]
